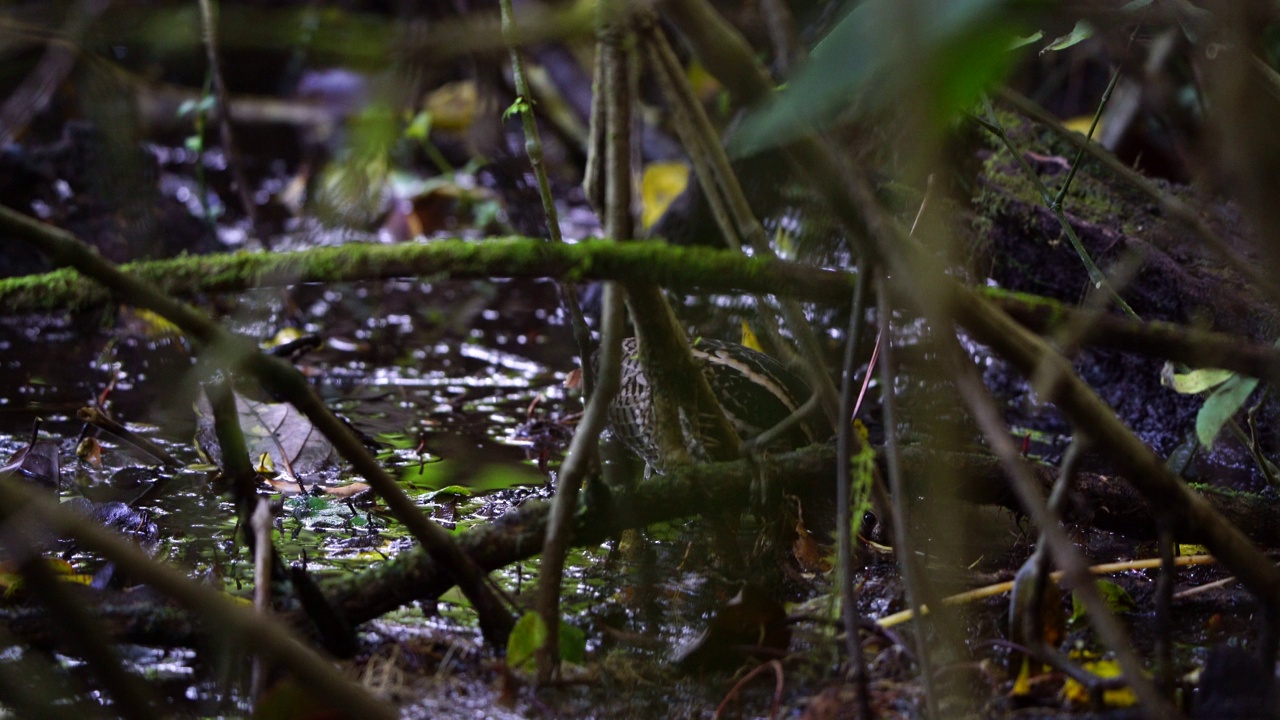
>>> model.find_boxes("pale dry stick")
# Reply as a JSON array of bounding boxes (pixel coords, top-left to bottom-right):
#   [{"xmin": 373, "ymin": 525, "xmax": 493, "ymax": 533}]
[
  {"xmin": 1172, "ymin": 572, "xmax": 1238, "ymax": 601},
  {"xmin": 251, "ymin": 498, "xmax": 273, "ymax": 701},
  {"xmin": 878, "ymin": 554, "xmax": 1218, "ymax": 627},
  {"xmin": 0, "ymin": 470, "xmax": 397, "ymax": 720}
]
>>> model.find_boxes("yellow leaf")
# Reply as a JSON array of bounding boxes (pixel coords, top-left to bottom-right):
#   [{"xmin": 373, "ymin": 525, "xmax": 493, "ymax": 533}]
[
  {"xmin": 422, "ymin": 80, "xmax": 477, "ymax": 132},
  {"xmin": 255, "ymin": 452, "xmax": 276, "ymax": 474},
  {"xmin": 686, "ymin": 60, "xmax": 722, "ymax": 102},
  {"xmin": 1011, "ymin": 657, "xmax": 1033, "ymax": 697},
  {"xmin": 1160, "ymin": 363, "xmax": 1235, "ymax": 394},
  {"xmin": 740, "ymin": 321, "xmax": 762, "ymax": 352},
  {"xmin": 264, "ymin": 327, "xmax": 305, "ymax": 350},
  {"xmin": 127, "ymin": 308, "xmax": 182, "ymax": 339},
  {"xmin": 640, "ymin": 161, "xmax": 689, "ymax": 230},
  {"xmin": 1062, "ymin": 658, "xmax": 1137, "ymax": 707},
  {"xmin": 1062, "ymin": 115, "xmax": 1103, "ymax": 139}
]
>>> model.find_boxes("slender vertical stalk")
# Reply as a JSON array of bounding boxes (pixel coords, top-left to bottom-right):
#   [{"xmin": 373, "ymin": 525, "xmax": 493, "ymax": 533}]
[
  {"xmin": 498, "ymin": 0, "xmax": 594, "ymax": 391},
  {"xmin": 534, "ymin": 285, "xmax": 625, "ymax": 680},
  {"xmin": 836, "ymin": 264, "xmax": 872, "ymax": 720},
  {"xmin": 197, "ymin": 0, "xmax": 259, "ymax": 234},
  {"xmin": 534, "ymin": 0, "xmax": 638, "ymax": 679},
  {"xmin": 876, "ymin": 275, "xmax": 940, "ymax": 720}
]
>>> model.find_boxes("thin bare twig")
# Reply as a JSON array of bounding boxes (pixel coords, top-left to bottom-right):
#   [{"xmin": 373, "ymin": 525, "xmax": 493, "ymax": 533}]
[
  {"xmin": 876, "ymin": 275, "xmax": 940, "ymax": 720},
  {"xmin": 197, "ymin": 0, "xmax": 259, "ymax": 233}
]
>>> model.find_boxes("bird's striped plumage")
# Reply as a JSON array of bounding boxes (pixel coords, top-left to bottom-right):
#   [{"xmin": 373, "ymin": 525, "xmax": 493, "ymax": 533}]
[{"xmin": 607, "ymin": 338, "xmax": 815, "ymax": 472}]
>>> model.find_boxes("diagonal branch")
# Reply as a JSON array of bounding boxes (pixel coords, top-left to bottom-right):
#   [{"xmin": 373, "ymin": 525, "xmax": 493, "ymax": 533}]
[{"xmin": 0, "ymin": 205, "xmax": 515, "ymax": 648}]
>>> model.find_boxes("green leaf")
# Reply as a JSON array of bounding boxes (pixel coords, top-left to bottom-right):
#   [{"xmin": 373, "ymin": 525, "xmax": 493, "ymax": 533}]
[
  {"xmin": 1196, "ymin": 374, "xmax": 1260, "ymax": 448},
  {"xmin": 1069, "ymin": 590, "xmax": 1085, "ymax": 625},
  {"xmin": 1094, "ymin": 579, "xmax": 1137, "ymax": 613},
  {"xmin": 405, "ymin": 110, "xmax": 433, "ymax": 141},
  {"xmin": 503, "ymin": 97, "xmax": 532, "ymax": 121},
  {"xmin": 424, "ymin": 485, "xmax": 474, "ymax": 499},
  {"xmin": 1041, "ymin": 20, "xmax": 1094, "ymax": 53},
  {"xmin": 732, "ymin": 0, "xmax": 1023, "ymax": 157},
  {"xmin": 507, "ymin": 612, "xmax": 548, "ymax": 671},
  {"xmin": 1009, "ymin": 31, "xmax": 1044, "ymax": 50},
  {"xmin": 1070, "ymin": 580, "xmax": 1136, "ymax": 625},
  {"xmin": 849, "ymin": 432, "xmax": 877, "ymax": 539}
]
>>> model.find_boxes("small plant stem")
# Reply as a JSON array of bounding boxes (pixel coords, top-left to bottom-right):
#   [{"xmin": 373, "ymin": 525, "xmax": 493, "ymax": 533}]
[
  {"xmin": 1050, "ymin": 64, "xmax": 1122, "ymax": 210},
  {"xmin": 497, "ymin": 0, "xmax": 593, "ymax": 391},
  {"xmin": 836, "ymin": 262, "xmax": 873, "ymax": 720},
  {"xmin": 198, "ymin": 0, "xmax": 260, "ymax": 235},
  {"xmin": 997, "ymin": 86, "xmax": 1280, "ymax": 310},
  {"xmin": 974, "ymin": 97, "xmax": 1137, "ymax": 319}
]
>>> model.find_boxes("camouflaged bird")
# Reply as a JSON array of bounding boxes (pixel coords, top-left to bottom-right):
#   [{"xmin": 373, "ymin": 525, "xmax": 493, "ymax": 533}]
[{"xmin": 605, "ymin": 337, "xmax": 816, "ymax": 472}]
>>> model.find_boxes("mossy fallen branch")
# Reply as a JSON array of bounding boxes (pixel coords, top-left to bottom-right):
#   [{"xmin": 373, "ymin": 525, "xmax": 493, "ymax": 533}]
[
  {"xmin": 0, "ymin": 237, "xmax": 854, "ymax": 312},
  {"xmin": 5, "ymin": 236, "xmax": 1280, "ymax": 388},
  {"xmin": 5, "ymin": 443, "xmax": 1279, "ymax": 648}
]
